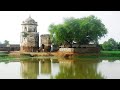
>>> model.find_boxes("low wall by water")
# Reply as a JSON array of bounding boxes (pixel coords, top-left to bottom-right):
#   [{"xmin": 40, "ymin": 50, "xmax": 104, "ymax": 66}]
[{"xmin": 59, "ymin": 47, "xmax": 100, "ymax": 53}]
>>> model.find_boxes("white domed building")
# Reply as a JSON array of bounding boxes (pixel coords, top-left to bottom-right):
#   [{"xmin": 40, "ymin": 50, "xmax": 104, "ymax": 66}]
[{"xmin": 20, "ymin": 16, "xmax": 39, "ymax": 52}]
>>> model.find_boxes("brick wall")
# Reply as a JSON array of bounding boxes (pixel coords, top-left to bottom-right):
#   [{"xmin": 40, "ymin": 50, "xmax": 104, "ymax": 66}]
[
  {"xmin": 20, "ymin": 46, "xmax": 39, "ymax": 52},
  {"xmin": 59, "ymin": 47, "xmax": 100, "ymax": 53}
]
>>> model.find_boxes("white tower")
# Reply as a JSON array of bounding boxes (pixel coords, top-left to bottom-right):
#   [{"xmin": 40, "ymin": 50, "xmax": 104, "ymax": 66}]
[{"xmin": 20, "ymin": 16, "xmax": 39, "ymax": 52}]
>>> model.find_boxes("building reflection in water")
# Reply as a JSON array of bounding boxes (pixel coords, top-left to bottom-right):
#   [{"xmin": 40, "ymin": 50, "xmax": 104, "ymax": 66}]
[
  {"xmin": 20, "ymin": 60, "xmax": 39, "ymax": 79},
  {"xmin": 38, "ymin": 58, "xmax": 60, "ymax": 79},
  {"xmin": 40, "ymin": 59, "xmax": 51, "ymax": 74},
  {"xmin": 20, "ymin": 58, "xmax": 55, "ymax": 79}
]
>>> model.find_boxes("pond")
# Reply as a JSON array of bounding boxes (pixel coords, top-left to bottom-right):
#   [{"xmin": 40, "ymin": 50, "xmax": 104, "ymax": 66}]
[{"xmin": 0, "ymin": 57, "xmax": 120, "ymax": 79}]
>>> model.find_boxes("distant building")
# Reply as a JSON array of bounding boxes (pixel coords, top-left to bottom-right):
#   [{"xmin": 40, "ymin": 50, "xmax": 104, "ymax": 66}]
[
  {"xmin": 9, "ymin": 44, "xmax": 20, "ymax": 51},
  {"xmin": 20, "ymin": 16, "xmax": 39, "ymax": 52},
  {"xmin": 40, "ymin": 34, "xmax": 51, "ymax": 52},
  {"xmin": 0, "ymin": 44, "xmax": 20, "ymax": 51},
  {"xmin": 0, "ymin": 44, "xmax": 8, "ymax": 51}
]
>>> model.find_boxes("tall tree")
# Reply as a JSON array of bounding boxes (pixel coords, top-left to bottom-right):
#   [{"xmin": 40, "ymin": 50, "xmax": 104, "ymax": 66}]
[
  {"xmin": 117, "ymin": 42, "xmax": 120, "ymax": 50},
  {"xmin": 49, "ymin": 15, "xmax": 107, "ymax": 47},
  {"xmin": 76, "ymin": 15, "xmax": 107, "ymax": 44}
]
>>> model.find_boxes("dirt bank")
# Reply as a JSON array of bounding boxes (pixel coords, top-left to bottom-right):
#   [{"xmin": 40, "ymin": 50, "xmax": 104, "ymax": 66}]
[{"xmin": 9, "ymin": 51, "xmax": 99, "ymax": 58}]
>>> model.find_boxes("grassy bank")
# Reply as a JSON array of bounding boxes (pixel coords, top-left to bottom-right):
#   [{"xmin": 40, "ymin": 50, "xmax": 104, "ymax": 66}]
[
  {"xmin": 73, "ymin": 51, "xmax": 120, "ymax": 61},
  {"xmin": 0, "ymin": 52, "xmax": 31, "ymax": 61},
  {"xmin": 100, "ymin": 51, "xmax": 120, "ymax": 54},
  {"xmin": 0, "ymin": 52, "xmax": 57, "ymax": 62},
  {"xmin": 0, "ymin": 55, "xmax": 31, "ymax": 62},
  {"xmin": 100, "ymin": 51, "xmax": 120, "ymax": 57},
  {"xmin": 99, "ymin": 51, "xmax": 120, "ymax": 60},
  {"xmin": 1, "ymin": 51, "xmax": 120, "ymax": 61},
  {"xmin": 74, "ymin": 51, "xmax": 120, "ymax": 57}
]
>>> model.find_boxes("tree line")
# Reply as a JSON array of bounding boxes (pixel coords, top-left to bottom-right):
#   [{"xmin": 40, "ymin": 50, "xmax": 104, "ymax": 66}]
[{"xmin": 101, "ymin": 38, "xmax": 120, "ymax": 51}]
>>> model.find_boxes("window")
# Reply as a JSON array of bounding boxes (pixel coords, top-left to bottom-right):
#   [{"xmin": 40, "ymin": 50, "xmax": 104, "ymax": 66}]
[{"xmin": 24, "ymin": 27, "xmax": 27, "ymax": 31}]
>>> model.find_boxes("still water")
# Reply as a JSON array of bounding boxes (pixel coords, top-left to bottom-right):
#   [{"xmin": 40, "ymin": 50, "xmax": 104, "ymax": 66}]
[{"xmin": 0, "ymin": 57, "xmax": 120, "ymax": 79}]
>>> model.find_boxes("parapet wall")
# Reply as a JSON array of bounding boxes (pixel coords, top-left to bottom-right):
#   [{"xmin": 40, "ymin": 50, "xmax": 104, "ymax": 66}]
[
  {"xmin": 59, "ymin": 48, "xmax": 74, "ymax": 52},
  {"xmin": 59, "ymin": 47, "xmax": 100, "ymax": 53}
]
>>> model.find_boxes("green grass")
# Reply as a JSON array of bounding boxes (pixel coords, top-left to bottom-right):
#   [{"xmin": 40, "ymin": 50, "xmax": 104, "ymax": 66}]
[
  {"xmin": 100, "ymin": 51, "xmax": 120, "ymax": 54},
  {"xmin": 73, "ymin": 51, "xmax": 120, "ymax": 61},
  {"xmin": 1, "ymin": 50, "xmax": 120, "ymax": 62},
  {"xmin": 0, "ymin": 56, "xmax": 17, "ymax": 62},
  {"xmin": 99, "ymin": 51, "xmax": 120, "ymax": 60},
  {"xmin": 0, "ymin": 52, "xmax": 12, "ymax": 61},
  {"xmin": 100, "ymin": 51, "xmax": 120, "ymax": 57},
  {"xmin": 0, "ymin": 52, "xmax": 56, "ymax": 62},
  {"xmin": 0, "ymin": 52, "xmax": 31, "ymax": 61}
]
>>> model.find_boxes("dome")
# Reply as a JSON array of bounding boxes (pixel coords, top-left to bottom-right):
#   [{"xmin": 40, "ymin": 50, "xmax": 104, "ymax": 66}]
[{"xmin": 22, "ymin": 16, "xmax": 37, "ymax": 25}]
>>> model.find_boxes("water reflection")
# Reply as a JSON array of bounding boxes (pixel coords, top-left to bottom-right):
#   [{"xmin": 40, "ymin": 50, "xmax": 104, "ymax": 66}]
[
  {"xmin": 20, "ymin": 58, "xmax": 120, "ymax": 79},
  {"xmin": 40, "ymin": 59, "xmax": 51, "ymax": 74},
  {"xmin": 19, "ymin": 58, "xmax": 106, "ymax": 79},
  {"xmin": 20, "ymin": 58, "xmax": 54, "ymax": 79},
  {"xmin": 20, "ymin": 60, "xmax": 39, "ymax": 79},
  {"xmin": 53, "ymin": 58, "xmax": 104, "ymax": 79},
  {"xmin": 97, "ymin": 60, "xmax": 120, "ymax": 79}
]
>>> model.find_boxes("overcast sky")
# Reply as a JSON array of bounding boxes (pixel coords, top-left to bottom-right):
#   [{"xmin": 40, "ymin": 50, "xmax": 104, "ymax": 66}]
[{"xmin": 0, "ymin": 11, "xmax": 119, "ymax": 44}]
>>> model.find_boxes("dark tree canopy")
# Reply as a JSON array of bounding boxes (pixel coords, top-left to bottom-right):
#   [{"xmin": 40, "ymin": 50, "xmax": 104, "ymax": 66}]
[{"xmin": 49, "ymin": 15, "xmax": 107, "ymax": 47}]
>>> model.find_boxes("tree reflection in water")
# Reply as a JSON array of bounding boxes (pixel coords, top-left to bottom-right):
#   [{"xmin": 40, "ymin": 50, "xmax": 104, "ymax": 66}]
[{"xmin": 54, "ymin": 58, "xmax": 105, "ymax": 79}]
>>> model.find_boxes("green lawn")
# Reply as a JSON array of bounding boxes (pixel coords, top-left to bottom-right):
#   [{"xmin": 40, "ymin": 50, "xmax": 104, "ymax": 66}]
[
  {"xmin": 100, "ymin": 51, "xmax": 120, "ymax": 54},
  {"xmin": 74, "ymin": 51, "xmax": 120, "ymax": 61},
  {"xmin": 100, "ymin": 51, "xmax": 120, "ymax": 56}
]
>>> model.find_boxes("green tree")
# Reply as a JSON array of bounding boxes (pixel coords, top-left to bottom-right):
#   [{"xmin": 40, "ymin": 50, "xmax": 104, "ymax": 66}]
[
  {"xmin": 3, "ymin": 40, "xmax": 9, "ymax": 45},
  {"xmin": 77, "ymin": 15, "xmax": 107, "ymax": 44},
  {"xmin": 49, "ymin": 15, "xmax": 107, "ymax": 47},
  {"xmin": 117, "ymin": 42, "xmax": 120, "ymax": 50},
  {"xmin": 49, "ymin": 17, "xmax": 79, "ymax": 47},
  {"xmin": 102, "ymin": 38, "xmax": 118, "ymax": 51},
  {"xmin": 102, "ymin": 41, "xmax": 111, "ymax": 51}
]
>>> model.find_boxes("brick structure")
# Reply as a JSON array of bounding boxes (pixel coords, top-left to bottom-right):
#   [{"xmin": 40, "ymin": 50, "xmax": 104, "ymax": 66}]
[
  {"xmin": 59, "ymin": 44, "xmax": 100, "ymax": 53},
  {"xmin": 20, "ymin": 16, "xmax": 39, "ymax": 52},
  {"xmin": 40, "ymin": 34, "xmax": 51, "ymax": 52}
]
